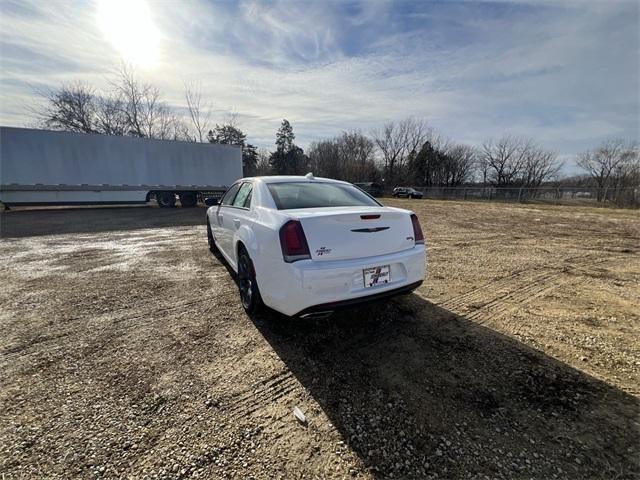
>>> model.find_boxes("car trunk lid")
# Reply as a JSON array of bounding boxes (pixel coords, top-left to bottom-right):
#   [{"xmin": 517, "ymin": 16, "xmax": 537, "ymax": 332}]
[{"xmin": 291, "ymin": 207, "xmax": 416, "ymax": 261}]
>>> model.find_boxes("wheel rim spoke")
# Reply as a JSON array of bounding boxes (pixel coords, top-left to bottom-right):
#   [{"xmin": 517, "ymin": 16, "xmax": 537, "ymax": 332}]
[{"xmin": 239, "ymin": 256, "xmax": 252, "ymax": 307}]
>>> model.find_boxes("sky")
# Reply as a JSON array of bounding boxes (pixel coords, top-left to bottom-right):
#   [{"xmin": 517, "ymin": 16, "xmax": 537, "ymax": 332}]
[{"xmin": 0, "ymin": 0, "xmax": 638, "ymax": 171}]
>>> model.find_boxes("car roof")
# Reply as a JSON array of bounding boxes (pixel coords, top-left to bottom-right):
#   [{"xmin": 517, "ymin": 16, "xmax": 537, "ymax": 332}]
[{"xmin": 240, "ymin": 175, "xmax": 351, "ymax": 185}]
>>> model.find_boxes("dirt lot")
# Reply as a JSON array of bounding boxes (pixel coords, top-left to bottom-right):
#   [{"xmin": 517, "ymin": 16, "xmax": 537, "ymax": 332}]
[{"xmin": 1, "ymin": 199, "xmax": 638, "ymax": 479}]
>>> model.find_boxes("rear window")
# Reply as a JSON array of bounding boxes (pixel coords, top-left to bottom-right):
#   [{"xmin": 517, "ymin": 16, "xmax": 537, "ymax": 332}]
[{"xmin": 267, "ymin": 182, "xmax": 381, "ymax": 210}]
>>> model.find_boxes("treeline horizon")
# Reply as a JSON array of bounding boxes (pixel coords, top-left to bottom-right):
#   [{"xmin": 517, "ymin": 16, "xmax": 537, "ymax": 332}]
[{"xmin": 29, "ymin": 67, "xmax": 639, "ymax": 198}]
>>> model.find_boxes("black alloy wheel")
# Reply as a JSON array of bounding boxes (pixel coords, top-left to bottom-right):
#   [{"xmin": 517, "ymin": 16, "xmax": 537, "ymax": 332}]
[
  {"xmin": 206, "ymin": 219, "xmax": 219, "ymax": 254},
  {"xmin": 237, "ymin": 247, "xmax": 263, "ymax": 314}
]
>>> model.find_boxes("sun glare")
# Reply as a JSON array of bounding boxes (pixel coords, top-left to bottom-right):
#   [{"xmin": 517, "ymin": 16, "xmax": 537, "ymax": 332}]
[{"xmin": 97, "ymin": 0, "xmax": 160, "ymax": 68}]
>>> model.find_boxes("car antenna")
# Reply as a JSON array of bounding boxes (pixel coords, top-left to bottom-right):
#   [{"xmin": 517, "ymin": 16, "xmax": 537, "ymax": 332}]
[{"xmin": 305, "ymin": 172, "xmax": 315, "ymax": 180}]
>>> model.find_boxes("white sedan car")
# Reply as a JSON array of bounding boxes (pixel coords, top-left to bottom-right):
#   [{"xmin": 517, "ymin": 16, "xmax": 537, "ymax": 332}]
[{"xmin": 205, "ymin": 174, "xmax": 426, "ymax": 318}]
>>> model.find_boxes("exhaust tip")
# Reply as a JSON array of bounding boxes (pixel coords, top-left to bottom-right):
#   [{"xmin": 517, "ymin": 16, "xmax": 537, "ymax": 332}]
[{"xmin": 299, "ymin": 311, "xmax": 334, "ymax": 319}]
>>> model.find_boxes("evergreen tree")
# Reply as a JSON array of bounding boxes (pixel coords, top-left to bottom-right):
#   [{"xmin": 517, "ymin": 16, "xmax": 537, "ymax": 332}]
[
  {"xmin": 275, "ymin": 119, "xmax": 295, "ymax": 153},
  {"xmin": 207, "ymin": 124, "xmax": 246, "ymax": 146},
  {"xmin": 270, "ymin": 119, "xmax": 306, "ymax": 174},
  {"xmin": 287, "ymin": 145, "xmax": 308, "ymax": 175},
  {"xmin": 269, "ymin": 150, "xmax": 287, "ymax": 175},
  {"xmin": 208, "ymin": 122, "xmax": 261, "ymax": 177},
  {"xmin": 406, "ymin": 148, "xmax": 419, "ymax": 185},
  {"xmin": 414, "ymin": 141, "xmax": 436, "ymax": 186}
]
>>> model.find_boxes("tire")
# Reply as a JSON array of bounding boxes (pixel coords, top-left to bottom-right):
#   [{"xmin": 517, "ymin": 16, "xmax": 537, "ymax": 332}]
[
  {"xmin": 157, "ymin": 191, "xmax": 176, "ymax": 208},
  {"xmin": 180, "ymin": 192, "xmax": 197, "ymax": 208},
  {"xmin": 237, "ymin": 246, "xmax": 263, "ymax": 314},
  {"xmin": 206, "ymin": 218, "xmax": 219, "ymax": 254}
]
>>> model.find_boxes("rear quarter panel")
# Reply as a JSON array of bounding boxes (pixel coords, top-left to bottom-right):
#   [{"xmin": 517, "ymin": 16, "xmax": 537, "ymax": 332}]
[{"xmin": 248, "ymin": 207, "xmax": 300, "ymax": 308}]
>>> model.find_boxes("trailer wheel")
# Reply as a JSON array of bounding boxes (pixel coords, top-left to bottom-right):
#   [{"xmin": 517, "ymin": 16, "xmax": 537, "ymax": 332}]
[
  {"xmin": 156, "ymin": 191, "xmax": 176, "ymax": 208},
  {"xmin": 180, "ymin": 192, "xmax": 198, "ymax": 208}
]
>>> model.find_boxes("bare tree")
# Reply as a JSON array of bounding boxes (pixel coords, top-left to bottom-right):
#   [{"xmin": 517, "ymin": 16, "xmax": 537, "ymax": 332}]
[
  {"xmin": 111, "ymin": 66, "xmax": 145, "ymax": 137},
  {"xmin": 308, "ymin": 138, "xmax": 341, "ymax": 179},
  {"xmin": 32, "ymin": 66, "xmax": 203, "ymax": 143},
  {"xmin": 184, "ymin": 82, "xmax": 211, "ymax": 142},
  {"xmin": 373, "ymin": 122, "xmax": 405, "ymax": 185},
  {"xmin": 521, "ymin": 147, "xmax": 561, "ymax": 189},
  {"xmin": 373, "ymin": 117, "xmax": 429, "ymax": 185},
  {"xmin": 141, "ymin": 85, "xmax": 163, "ymax": 138},
  {"xmin": 255, "ymin": 148, "xmax": 271, "ymax": 175},
  {"xmin": 94, "ymin": 93, "xmax": 128, "ymax": 136},
  {"xmin": 578, "ymin": 139, "xmax": 639, "ymax": 201},
  {"xmin": 224, "ymin": 111, "xmax": 240, "ymax": 129},
  {"xmin": 611, "ymin": 146, "xmax": 640, "ymax": 203},
  {"xmin": 481, "ymin": 135, "xmax": 560, "ymax": 190},
  {"xmin": 337, "ymin": 131, "xmax": 377, "ymax": 182},
  {"xmin": 446, "ymin": 144, "xmax": 478, "ymax": 186},
  {"xmin": 34, "ymin": 82, "xmax": 98, "ymax": 133},
  {"xmin": 307, "ymin": 131, "xmax": 378, "ymax": 182},
  {"xmin": 170, "ymin": 119, "xmax": 193, "ymax": 142},
  {"xmin": 110, "ymin": 65, "xmax": 179, "ymax": 139},
  {"xmin": 480, "ymin": 135, "xmax": 531, "ymax": 187},
  {"xmin": 404, "ymin": 117, "xmax": 431, "ymax": 159}
]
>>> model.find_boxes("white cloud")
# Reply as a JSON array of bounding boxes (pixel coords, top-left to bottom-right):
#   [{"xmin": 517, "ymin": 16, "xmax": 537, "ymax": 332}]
[{"xmin": 0, "ymin": 0, "xmax": 637, "ymax": 169}]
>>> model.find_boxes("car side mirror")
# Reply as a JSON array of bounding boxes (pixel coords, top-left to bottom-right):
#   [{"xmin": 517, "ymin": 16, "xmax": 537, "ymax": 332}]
[{"xmin": 204, "ymin": 197, "xmax": 219, "ymax": 207}]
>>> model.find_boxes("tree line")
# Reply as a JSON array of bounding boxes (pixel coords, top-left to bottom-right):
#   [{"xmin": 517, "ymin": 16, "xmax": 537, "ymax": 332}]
[{"xmin": 32, "ymin": 69, "xmax": 639, "ymax": 199}]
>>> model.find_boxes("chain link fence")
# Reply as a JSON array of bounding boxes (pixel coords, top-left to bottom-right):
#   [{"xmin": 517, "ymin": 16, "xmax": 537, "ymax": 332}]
[{"xmin": 388, "ymin": 186, "xmax": 640, "ymax": 208}]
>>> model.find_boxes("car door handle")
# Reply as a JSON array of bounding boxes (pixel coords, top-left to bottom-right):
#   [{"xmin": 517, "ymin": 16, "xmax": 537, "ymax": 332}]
[{"xmin": 233, "ymin": 218, "xmax": 241, "ymax": 228}]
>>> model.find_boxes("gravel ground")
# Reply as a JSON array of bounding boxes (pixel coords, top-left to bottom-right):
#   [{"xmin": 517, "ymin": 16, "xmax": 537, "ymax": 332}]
[{"xmin": 0, "ymin": 199, "xmax": 638, "ymax": 479}]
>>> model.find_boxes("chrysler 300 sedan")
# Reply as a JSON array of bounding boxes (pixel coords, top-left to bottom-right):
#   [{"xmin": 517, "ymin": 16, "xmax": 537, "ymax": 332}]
[{"xmin": 205, "ymin": 174, "xmax": 426, "ymax": 318}]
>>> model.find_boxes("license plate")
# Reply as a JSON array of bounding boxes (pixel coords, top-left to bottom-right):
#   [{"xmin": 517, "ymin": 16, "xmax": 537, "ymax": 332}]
[{"xmin": 363, "ymin": 265, "xmax": 391, "ymax": 288}]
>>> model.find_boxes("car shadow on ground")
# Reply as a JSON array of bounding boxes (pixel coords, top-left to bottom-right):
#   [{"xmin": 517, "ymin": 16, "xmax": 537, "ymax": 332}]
[
  {"xmin": 245, "ymin": 292, "xmax": 639, "ymax": 479},
  {"xmin": 0, "ymin": 205, "xmax": 206, "ymax": 238}
]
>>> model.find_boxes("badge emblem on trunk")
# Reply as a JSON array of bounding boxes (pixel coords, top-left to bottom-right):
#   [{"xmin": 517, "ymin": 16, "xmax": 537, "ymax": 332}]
[{"xmin": 316, "ymin": 246, "xmax": 332, "ymax": 256}]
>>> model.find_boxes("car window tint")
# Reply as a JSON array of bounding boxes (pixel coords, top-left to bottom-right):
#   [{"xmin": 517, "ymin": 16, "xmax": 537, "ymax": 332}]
[
  {"xmin": 267, "ymin": 182, "xmax": 381, "ymax": 210},
  {"xmin": 233, "ymin": 182, "xmax": 252, "ymax": 208},
  {"xmin": 221, "ymin": 183, "xmax": 241, "ymax": 206}
]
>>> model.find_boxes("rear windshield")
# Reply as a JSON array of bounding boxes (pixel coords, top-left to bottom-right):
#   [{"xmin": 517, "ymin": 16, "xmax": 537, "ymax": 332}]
[{"xmin": 267, "ymin": 182, "xmax": 381, "ymax": 210}]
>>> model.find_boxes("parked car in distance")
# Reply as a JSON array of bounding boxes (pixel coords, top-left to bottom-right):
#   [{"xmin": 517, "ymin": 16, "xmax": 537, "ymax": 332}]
[
  {"xmin": 393, "ymin": 187, "xmax": 424, "ymax": 199},
  {"xmin": 354, "ymin": 182, "xmax": 384, "ymax": 197},
  {"xmin": 205, "ymin": 174, "xmax": 426, "ymax": 318}
]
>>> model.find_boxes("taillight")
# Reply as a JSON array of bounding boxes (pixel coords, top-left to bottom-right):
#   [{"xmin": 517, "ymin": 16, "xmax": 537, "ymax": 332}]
[
  {"xmin": 279, "ymin": 220, "xmax": 311, "ymax": 263},
  {"xmin": 410, "ymin": 213, "xmax": 424, "ymax": 245}
]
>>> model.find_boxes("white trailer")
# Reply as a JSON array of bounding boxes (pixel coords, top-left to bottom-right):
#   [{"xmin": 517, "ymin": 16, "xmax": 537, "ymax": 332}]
[{"xmin": 0, "ymin": 127, "xmax": 243, "ymax": 208}]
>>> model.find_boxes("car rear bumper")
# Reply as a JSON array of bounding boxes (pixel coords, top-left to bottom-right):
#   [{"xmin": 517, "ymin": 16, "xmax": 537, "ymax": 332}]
[
  {"xmin": 296, "ymin": 280, "xmax": 423, "ymax": 317},
  {"xmin": 259, "ymin": 244, "xmax": 426, "ymax": 316}
]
